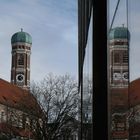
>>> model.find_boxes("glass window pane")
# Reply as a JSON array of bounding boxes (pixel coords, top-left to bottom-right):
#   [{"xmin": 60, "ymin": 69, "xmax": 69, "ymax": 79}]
[{"xmin": 108, "ymin": 0, "xmax": 140, "ymax": 140}]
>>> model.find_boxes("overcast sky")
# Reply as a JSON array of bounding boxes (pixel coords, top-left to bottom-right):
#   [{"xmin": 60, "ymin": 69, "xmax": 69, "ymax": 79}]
[
  {"xmin": 1, "ymin": 0, "xmax": 140, "ymax": 83},
  {"xmin": 0, "ymin": 0, "xmax": 78, "ymax": 82},
  {"xmin": 109, "ymin": 0, "xmax": 140, "ymax": 81}
]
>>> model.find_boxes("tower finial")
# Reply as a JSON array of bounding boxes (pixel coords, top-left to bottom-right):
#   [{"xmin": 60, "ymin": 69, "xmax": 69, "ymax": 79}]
[{"xmin": 21, "ymin": 28, "xmax": 23, "ymax": 32}]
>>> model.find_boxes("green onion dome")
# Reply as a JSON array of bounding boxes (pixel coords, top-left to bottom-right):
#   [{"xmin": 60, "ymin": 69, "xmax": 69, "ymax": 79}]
[
  {"xmin": 109, "ymin": 27, "xmax": 130, "ymax": 40},
  {"xmin": 11, "ymin": 29, "xmax": 32, "ymax": 44}
]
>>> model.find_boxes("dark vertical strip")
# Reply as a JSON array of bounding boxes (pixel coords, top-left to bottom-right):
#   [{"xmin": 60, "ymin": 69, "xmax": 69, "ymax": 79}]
[
  {"xmin": 78, "ymin": 0, "xmax": 94, "ymax": 139},
  {"xmin": 93, "ymin": 1, "xmax": 108, "ymax": 140},
  {"xmin": 78, "ymin": 0, "xmax": 81, "ymax": 91},
  {"xmin": 107, "ymin": 1, "xmax": 111, "ymax": 139}
]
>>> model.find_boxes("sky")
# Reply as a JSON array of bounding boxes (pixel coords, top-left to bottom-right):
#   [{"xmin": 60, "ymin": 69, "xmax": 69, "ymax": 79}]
[
  {"xmin": 0, "ymin": 0, "xmax": 78, "ymax": 82},
  {"xmin": 1, "ymin": 0, "xmax": 139, "ymax": 83},
  {"xmin": 109, "ymin": 0, "xmax": 140, "ymax": 81}
]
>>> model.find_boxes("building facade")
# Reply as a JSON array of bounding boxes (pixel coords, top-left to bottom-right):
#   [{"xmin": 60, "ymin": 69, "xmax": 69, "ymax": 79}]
[
  {"xmin": 0, "ymin": 30, "xmax": 35, "ymax": 139},
  {"xmin": 0, "ymin": 78, "xmax": 36, "ymax": 139}
]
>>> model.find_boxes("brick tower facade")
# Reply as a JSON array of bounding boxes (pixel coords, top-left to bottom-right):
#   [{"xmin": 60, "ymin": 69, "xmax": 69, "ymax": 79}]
[
  {"xmin": 109, "ymin": 26, "xmax": 130, "ymax": 140},
  {"xmin": 11, "ymin": 29, "xmax": 32, "ymax": 90}
]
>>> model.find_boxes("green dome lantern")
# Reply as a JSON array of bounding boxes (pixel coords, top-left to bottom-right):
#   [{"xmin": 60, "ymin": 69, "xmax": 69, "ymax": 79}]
[
  {"xmin": 11, "ymin": 29, "xmax": 32, "ymax": 44},
  {"xmin": 109, "ymin": 27, "xmax": 130, "ymax": 40}
]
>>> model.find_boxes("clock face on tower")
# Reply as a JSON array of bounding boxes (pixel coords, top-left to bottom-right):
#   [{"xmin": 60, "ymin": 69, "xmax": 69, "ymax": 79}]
[
  {"xmin": 16, "ymin": 74, "xmax": 24, "ymax": 82},
  {"xmin": 113, "ymin": 72, "xmax": 121, "ymax": 80},
  {"xmin": 122, "ymin": 72, "xmax": 128, "ymax": 81}
]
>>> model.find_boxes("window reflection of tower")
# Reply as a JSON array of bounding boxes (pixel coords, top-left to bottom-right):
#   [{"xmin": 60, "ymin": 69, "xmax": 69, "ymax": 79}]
[
  {"xmin": 114, "ymin": 53, "xmax": 119, "ymax": 63},
  {"xmin": 109, "ymin": 27, "xmax": 130, "ymax": 140},
  {"xmin": 123, "ymin": 51, "xmax": 128, "ymax": 63},
  {"xmin": 111, "ymin": 48, "xmax": 129, "ymax": 86}
]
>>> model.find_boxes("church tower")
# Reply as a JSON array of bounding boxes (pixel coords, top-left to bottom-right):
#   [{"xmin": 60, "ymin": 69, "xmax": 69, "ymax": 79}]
[
  {"xmin": 11, "ymin": 29, "xmax": 32, "ymax": 90},
  {"xmin": 109, "ymin": 26, "xmax": 130, "ymax": 87},
  {"xmin": 109, "ymin": 26, "xmax": 130, "ymax": 140}
]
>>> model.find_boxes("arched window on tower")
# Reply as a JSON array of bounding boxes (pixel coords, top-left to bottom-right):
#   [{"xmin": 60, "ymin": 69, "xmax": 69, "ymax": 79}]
[
  {"xmin": 114, "ymin": 53, "xmax": 120, "ymax": 63},
  {"xmin": 17, "ymin": 54, "xmax": 24, "ymax": 65},
  {"xmin": 122, "ymin": 51, "xmax": 128, "ymax": 63},
  {"xmin": 12, "ymin": 55, "xmax": 14, "ymax": 67},
  {"xmin": 27, "ymin": 54, "xmax": 30, "ymax": 67}
]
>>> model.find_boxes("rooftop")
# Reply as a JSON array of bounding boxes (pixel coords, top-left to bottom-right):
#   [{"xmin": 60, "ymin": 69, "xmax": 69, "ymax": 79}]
[
  {"xmin": 11, "ymin": 29, "xmax": 32, "ymax": 44},
  {"xmin": 109, "ymin": 26, "xmax": 130, "ymax": 40},
  {"xmin": 0, "ymin": 79, "xmax": 40, "ymax": 114}
]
